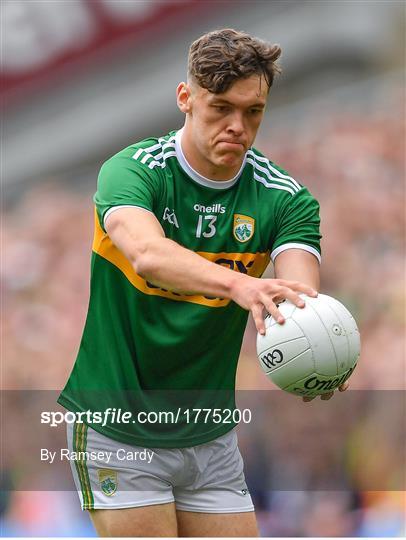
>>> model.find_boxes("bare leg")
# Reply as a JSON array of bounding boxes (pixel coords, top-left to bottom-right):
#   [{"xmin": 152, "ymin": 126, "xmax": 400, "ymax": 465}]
[
  {"xmin": 89, "ymin": 502, "xmax": 178, "ymax": 537},
  {"xmin": 176, "ymin": 510, "xmax": 259, "ymax": 537}
]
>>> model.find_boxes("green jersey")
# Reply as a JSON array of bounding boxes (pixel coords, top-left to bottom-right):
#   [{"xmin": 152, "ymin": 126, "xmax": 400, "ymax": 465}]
[{"xmin": 58, "ymin": 129, "xmax": 321, "ymax": 447}]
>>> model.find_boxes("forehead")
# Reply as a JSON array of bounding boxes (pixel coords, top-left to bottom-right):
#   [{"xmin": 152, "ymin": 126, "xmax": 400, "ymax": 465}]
[{"xmin": 200, "ymin": 75, "xmax": 268, "ymax": 107}]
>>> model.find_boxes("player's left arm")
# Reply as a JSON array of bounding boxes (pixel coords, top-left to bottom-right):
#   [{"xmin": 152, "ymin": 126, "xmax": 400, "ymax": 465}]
[
  {"xmin": 274, "ymin": 249, "xmax": 348, "ymax": 402},
  {"xmin": 274, "ymin": 248, "xmax": 320, "ymax": 291}
]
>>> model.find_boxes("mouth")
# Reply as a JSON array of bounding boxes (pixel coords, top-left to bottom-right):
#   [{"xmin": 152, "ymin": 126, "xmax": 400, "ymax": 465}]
[{"xmin": 217, "ymin": 141, "xmax": 245, "ymax": 150}]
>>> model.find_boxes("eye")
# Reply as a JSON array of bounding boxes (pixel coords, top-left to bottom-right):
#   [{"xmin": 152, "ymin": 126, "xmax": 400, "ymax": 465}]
[
  {"xmin": 249, "ymin": 108, "xmax": 263, "ymax": 115},
  {"xmin": 213, "ymin": 105, "xmax": 229, "ymax": 113}
]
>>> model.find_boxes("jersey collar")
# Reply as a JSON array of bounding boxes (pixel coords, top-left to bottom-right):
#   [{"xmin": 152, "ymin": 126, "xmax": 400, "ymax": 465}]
[{"xmin": 175, "ymin": 128, "xmax": 246, "ymax": 190}]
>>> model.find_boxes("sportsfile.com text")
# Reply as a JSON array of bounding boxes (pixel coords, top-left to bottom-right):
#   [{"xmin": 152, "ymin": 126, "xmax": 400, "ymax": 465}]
[{"xmin": 41, "ymin": 408, "xmax": 252, "ymax": 427}]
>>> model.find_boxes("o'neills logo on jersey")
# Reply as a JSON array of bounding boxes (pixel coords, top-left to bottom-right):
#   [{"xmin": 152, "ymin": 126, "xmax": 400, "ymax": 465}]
[
  {"xmin": 233, "ymin": 214, "xmax": 255, "ymax": 243},
  {"xmin": 193, "ymin": 203, "xmax": 226, "ymax": 214}
]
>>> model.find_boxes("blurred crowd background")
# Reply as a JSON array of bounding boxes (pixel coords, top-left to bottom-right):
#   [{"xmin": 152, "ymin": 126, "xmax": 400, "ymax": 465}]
[{"xmin": 2, "ymin": 0, "xmax": 405, "ymax": 537}]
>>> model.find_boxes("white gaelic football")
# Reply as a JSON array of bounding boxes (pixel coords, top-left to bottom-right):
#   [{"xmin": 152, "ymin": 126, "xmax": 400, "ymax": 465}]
[{"xmin": 256, "ymin": 294, "xmax": 360, "ymax": 397}]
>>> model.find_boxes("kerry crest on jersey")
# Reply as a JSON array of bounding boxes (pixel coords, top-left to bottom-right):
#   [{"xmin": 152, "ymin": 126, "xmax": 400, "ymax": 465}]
[{"xmin": 233, "ymin": 214, "xmax": 255, "ymax": 243}]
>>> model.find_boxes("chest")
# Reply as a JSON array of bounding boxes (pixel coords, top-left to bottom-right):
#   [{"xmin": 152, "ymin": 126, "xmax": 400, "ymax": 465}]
[{"xmin": 155, "ymin": 169, "xmax": 276, "ymax": 255}]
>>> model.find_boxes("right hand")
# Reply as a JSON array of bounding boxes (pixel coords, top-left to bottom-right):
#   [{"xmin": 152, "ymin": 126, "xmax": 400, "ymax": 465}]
[{"xmin": 230, "ymin": 275, "xmax": 318, "ymax": 335}]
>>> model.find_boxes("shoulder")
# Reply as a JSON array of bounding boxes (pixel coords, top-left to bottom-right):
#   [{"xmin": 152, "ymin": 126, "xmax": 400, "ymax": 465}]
[
  {"xmin": 246, "ymin": 147, "xmax": 303, "ymax": 198},
  {"xmin": 101, "ymin": 132, "xmax": 177, "ymax": 174}
]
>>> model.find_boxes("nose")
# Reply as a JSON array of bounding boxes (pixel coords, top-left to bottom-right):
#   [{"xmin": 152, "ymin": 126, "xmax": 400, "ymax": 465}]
[{"xmin": 226, "ymin": 111, "xmax": 244, "ymax": 137}]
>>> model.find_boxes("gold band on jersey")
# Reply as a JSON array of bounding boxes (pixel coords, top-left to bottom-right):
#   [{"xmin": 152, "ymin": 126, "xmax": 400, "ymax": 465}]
[
  {"xmin": 73, "ymin": 422, "xmax": 94, "ymax": 510},
  {"xmin": 92, "ymin": 209, "xmax": 270, "ymax": 307}
]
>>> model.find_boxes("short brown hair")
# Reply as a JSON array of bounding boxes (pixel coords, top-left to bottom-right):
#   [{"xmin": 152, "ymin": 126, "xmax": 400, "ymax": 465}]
[{"xmin": 188, "ymin": 28, "xmax": 281, "ymax": 94}]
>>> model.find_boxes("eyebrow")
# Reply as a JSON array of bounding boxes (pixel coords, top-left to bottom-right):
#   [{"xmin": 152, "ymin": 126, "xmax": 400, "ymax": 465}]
[{"xmin": 209, "ymin": 97, "xmax": 266, "ymax": 108}]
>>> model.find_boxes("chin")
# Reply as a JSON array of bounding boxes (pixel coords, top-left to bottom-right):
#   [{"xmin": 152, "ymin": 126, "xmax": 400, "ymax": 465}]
[{"xmin": 217, "ymin": 153, "xmax": 242, "ymax": 168}]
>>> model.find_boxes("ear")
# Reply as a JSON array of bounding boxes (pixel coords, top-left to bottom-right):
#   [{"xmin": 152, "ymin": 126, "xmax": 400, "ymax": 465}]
[{"xmin": 176, "ymin": 82, "xmax": 192, "ymax": 114}]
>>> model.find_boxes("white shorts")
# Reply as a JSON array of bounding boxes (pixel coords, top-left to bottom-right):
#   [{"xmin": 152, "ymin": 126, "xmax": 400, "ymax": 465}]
[{"xmin": 67, "ymin": 422, "xmax": 254, "ymax": 513}]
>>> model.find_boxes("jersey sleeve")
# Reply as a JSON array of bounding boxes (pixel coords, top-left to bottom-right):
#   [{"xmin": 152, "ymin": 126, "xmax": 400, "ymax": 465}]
[
  {"xmin": 271, "ymin": 187, "xmax": 322, "ymax": 263},
  {"xmin": 94, "ymin": 154, "xmax": 161, "ymax": 232}
]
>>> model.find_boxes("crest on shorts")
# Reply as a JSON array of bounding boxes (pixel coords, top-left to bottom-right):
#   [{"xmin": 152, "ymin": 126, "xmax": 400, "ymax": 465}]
[
  {"xmin": 98, "ymin": 469, "xmax": 117, "ymax": 496},
  {"xmin": 233, "ymin": 214, "xmax": 255, "ymax": 243}
]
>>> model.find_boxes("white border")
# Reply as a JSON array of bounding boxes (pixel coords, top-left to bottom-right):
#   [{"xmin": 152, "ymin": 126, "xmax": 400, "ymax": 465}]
[
  {"xmin": 271, "ymin": 243, "xmax": 321, "ymax": 264},
  {"xmin": 104, "ymin": 205, "xmax": 153, "ymax": 229}
]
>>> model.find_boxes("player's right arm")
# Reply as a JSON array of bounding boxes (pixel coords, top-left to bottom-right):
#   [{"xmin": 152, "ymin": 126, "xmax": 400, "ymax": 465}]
[{"xmin": 105, "ymin": 207, "xmax": 317, "ymax": 334}]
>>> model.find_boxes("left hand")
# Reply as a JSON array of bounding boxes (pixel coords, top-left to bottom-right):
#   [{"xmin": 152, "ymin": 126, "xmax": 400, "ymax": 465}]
[{"xmin": 302, "ymin": 381, "xmax": 349, "ymax": 402}]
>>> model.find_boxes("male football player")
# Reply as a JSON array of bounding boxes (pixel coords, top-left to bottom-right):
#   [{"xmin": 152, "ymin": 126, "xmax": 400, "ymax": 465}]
[{"xmin": 58, "ymin": 28, "xmax": 347, "ymax": 537}]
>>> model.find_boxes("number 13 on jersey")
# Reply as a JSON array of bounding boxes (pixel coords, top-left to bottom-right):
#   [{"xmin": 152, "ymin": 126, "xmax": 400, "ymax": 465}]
[{"xmin": 196, "ymin": 215, "xmax": 217, "ymax": 238}]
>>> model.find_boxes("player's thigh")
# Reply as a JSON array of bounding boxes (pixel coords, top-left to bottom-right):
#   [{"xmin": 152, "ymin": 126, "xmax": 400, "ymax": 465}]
[
  {"xmin": 176, "ymin": 510, "xmax": 258, "ymax": 538},
  {"xmin": 89, "ymin": 502, "xmax": 178, "ymax": 537}
]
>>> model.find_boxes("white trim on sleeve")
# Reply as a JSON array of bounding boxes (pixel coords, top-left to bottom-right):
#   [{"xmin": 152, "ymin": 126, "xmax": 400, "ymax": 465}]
[
  {"xmin": 103, "ymin": 205, "xmax": 153, "ymax": 229},
  {"xmin": 271, "ymin": 243, "xmax": 321, "ymax": 264}
]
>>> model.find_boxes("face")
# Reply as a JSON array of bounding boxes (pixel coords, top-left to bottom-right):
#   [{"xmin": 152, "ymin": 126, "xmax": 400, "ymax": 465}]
[{"xmin": 177, "ymin": 74, "xmax": 268, "ymax": 179}]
